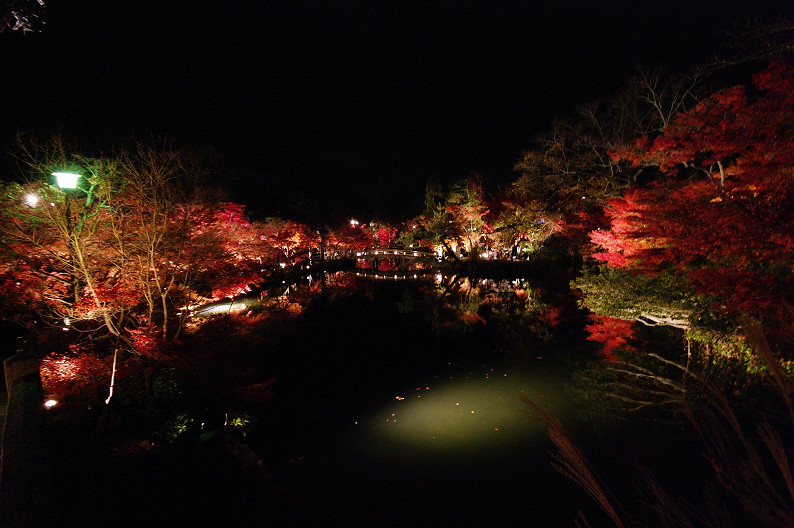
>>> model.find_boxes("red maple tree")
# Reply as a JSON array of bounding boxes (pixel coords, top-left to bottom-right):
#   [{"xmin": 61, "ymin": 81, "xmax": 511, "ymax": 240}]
[
  {"xmin": 600, "ymin": 60, "xmax": 794, "ymax": 336},
  {"xmin": 585, "ymin": 314, "xmax": 637, "ymax": 361}
]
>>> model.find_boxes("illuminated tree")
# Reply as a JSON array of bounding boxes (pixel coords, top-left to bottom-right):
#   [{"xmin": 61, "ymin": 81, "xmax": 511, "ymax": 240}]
[
  {"xmin": 372, "ymin": 222, "xmax": 398, "ymax": 248},
  {"xmin": 591, "ymin": 60, "xmax": 794, "ymax": 343},
  {"xmin": 1, "ymin": 135, "xmax": 132, "ymax": 339},
  {"xmin": 416, "ymin": 176, "xmax": 491, "ymax": 260},
  {"xmin": 413, "ymin": 209, "xmax": 459, "ymax": 261},
  {"xmin": 113, "ymin": 142, "xmax": 222, "ymax": 339},
  {"xmin": 1, "ymin": 135, "xmax": 269, "ymax": 348},
  {"xmin": 322, "ymin": 220, "xmax": 371, "ymax": 259},
  {"xmin": 575, "ymin": 267, "xmax": 694, "ymax": 331},
  {"xmin": 445, "ymin": 177, "xmax": 491, "ymax": 257},
  {"xmin": 513, "ymin": 63, "xmax": 705, "ymax": 229},
  {"xmin": 491, "ymin": 193, "xmax": 561, "ymax": 257},
  {"xmin": 258, "ymin": 218, "xmax": 315, "ymax": 265}
]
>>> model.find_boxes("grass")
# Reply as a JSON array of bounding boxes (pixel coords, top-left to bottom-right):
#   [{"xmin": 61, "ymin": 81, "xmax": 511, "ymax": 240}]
[{"xmin": 523, "ymin": 316, "xmax": 794, "ymax": 527}]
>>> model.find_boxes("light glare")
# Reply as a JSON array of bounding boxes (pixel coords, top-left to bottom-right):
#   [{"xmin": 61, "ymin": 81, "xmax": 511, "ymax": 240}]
[{"xmin": 53, "ymin": 172, "xmax": 80, "ymax": 189}]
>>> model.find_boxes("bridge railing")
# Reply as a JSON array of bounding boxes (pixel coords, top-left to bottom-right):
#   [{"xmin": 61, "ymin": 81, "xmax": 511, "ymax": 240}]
[{"xmin": 355, "ymin": 248, "xmax": 436, "ymax": 259}]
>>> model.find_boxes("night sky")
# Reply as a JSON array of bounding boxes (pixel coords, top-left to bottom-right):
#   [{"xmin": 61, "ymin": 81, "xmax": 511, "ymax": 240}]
[{"xmin": 2, "ymin": 1, "xmax": 791, "ymax": 221}]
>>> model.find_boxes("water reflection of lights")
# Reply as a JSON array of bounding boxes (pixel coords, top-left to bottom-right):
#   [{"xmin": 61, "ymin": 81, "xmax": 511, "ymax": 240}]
[
  {"xmin": 353, "ymin": 271, "xmax": 431, "ymax": 281},
  {"xmin": 363, "ymin": 365, "xmax": 567, "ymax": 454},
  {"xmin": 190, "ymin": 300, "xmax": 248, "ymax": 317}
]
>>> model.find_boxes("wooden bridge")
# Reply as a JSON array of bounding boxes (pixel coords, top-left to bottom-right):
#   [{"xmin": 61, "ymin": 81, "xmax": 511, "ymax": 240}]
[
  {"xmin": 351, "ymin": 269, "xmax": 437, "ymax": 281},
  {"xmin": 354, "ymin": 248, "xmax": 437, "ymax": 271},
  {"xmin": 354, "ymin": 248, "xmax": 436, "ymax": 260}
]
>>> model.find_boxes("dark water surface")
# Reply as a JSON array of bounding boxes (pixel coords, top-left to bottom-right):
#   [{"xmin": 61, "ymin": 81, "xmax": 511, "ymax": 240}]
[
  {"xmin": 250, "ymin": 274, "xmax": 598, "ymax": 526},
  {"xmin": 46, "ymin": 272, "xmax": 626, "ymax": 527}
]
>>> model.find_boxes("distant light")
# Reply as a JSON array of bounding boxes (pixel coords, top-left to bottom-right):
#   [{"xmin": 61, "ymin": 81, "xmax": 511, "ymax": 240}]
[
  {"xmin": 53, "ymin": 172, "xmax": 80, "ymax": 189},
  {"xmin": 350, "ymin": 219, "xmax": 359, "ymax": 226},
  {"xmin": 44, "ymin": 399, "xmax": 57, "ymax": 408},
  {"xmin": 24, "ymin": 193, "xmax": 39, "ymax": 207},
  {"xmin": 279, "ymin": 262, "xmax": 286, "ymax": 268}
]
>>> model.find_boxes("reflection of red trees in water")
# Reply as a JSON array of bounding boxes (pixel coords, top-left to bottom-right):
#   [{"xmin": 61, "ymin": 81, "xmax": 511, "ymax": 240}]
[
  {"xmin": 377, "ymin": 261, "xmax": 399, "ymax": 271},
  {"xmin": 355, "ymin": 260, "xmax": 399, "ymax": 271},
  {"xmin": 585, "ymin": 314, "xmax": 636, "ymax": 361},
  {"xmin": 172, "ymin": 315, "xmax": 273, "ymax": 398},
  {"xmin": 40, "ymin": 273, "xmax": 367, "ymax": 406},
  {"xmin": 542, "ymin": 305, "xmax": 565, "ymax": 327}
]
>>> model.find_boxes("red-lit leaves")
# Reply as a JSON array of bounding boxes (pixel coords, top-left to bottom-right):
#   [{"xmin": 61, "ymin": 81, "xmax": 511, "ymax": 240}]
[
  {"xmin": 39, "ymin": 345, "xmax": 126, "ymax": 403},
  {"xmin": 128, "ymin": 324, "xmax": 171, "ymax": 361},
  {"xmin": 379, "ymin": 225, "xmax": 398, "ymax": 248},
  {"xmin": 601, "ymin": 60, "xmax": 794, "ymax": 328},
  {"xmin": 585, "ymin": 314, "xmax": 637, "ymax": 361},
  {"xmin": 589, "ymin": 187, "xmax": 670, "ymax": 269},
  {"xmin": 615, "ymin": 60, "xmax": 794, "ymax": 188}
]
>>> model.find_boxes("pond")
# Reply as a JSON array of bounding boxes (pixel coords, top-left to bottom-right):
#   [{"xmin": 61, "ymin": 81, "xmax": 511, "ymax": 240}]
[
  {"xmin": 247, "ymin": 272, "xmax": 600, "ymax": 526},
  {"xmin": 47, "ymin": 270, "xmax": 665, "ymax": 527}
]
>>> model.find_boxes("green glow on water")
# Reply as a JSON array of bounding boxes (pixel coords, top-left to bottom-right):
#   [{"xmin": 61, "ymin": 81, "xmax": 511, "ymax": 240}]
[{"xmin": 362, "ymin": 364, "xmax": 570, "ymax": 457}]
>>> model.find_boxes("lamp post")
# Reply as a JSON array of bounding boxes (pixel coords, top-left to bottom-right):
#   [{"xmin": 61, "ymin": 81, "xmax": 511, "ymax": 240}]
[
  {"xmin": 53, "ymin": 170, "xmax": 80, "ymax": 218},
  {"xmin": 53, "ymin": 171, "xmax": 82, "ymax": 231},
  {"xmin": 52, "ymin": 170, "xmax": 82, "ymax": 235},
  {"xmin": 52, "ymin": 171, "xmax": 82, "ymax": 326},
  {"xmin": 51, "ymin": 171, "xmax": 117, "ymax": 404}
]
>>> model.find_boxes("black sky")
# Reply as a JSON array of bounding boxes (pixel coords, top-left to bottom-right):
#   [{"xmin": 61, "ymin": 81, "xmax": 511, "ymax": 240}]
[{"xmin": 2, "ymin": 1, "xmax": 792, "ymax": 221}]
